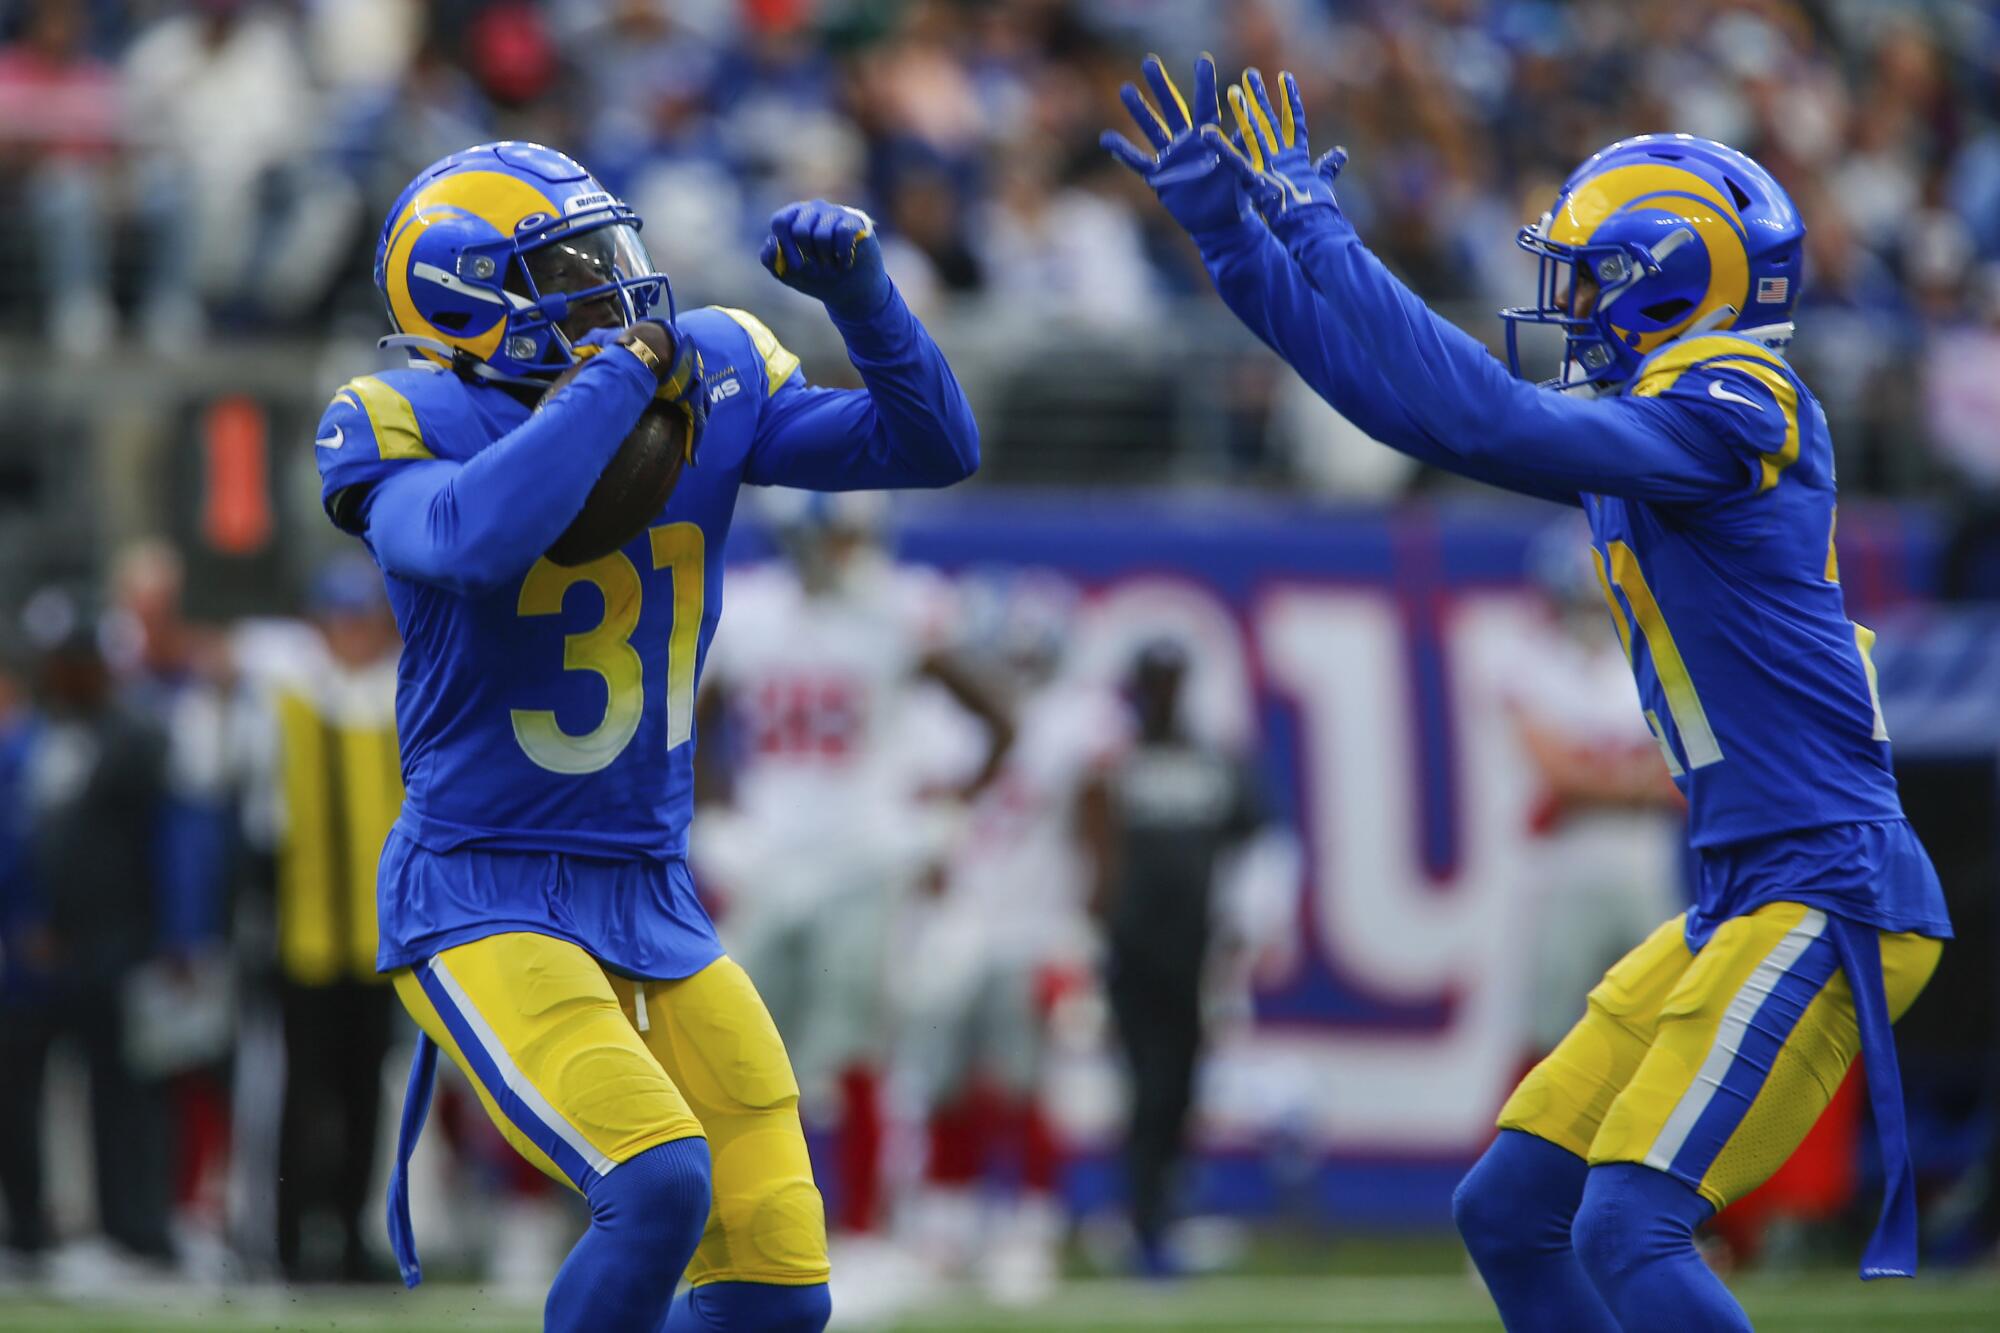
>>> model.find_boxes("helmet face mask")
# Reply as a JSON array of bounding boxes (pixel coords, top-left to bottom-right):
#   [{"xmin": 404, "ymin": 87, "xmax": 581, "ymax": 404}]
[
  {"xmin": 503, "ymin": 219, "xmax": 671, "ymax": 369},
  {"xmin": 1498, "ymin": 134, "xmax": 1805, "ymax": 391},
  {"xmin": 375, "ymin": 142, "xmax": 675, "ymax": 384},
  {"xmin": 1503, "ymin": 224, "xmax": 1664, "ymax": 387}
]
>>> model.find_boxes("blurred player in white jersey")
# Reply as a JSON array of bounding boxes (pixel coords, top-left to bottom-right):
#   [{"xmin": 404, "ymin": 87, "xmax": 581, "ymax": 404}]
[
  {"xmin": 693, "ymin": 492, "xmax": 1012, "ymax": 1244},
  {"xmin": 1500, "ymin": 521, "xmax": 1686, "ymax": 1058},
  {"xmin": 897, "ymin": 570, "xmax": 1125, "ymax": 1303}
]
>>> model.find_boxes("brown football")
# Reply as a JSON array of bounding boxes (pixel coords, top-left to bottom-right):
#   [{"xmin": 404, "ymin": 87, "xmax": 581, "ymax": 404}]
[{"xmin": 541, "ymin": 363, "xmax": 694, "ymax": 567}]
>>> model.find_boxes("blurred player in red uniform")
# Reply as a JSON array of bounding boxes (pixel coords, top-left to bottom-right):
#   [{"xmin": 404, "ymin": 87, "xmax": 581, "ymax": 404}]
[
  {"xmin": 898, "ymin": 570, "xmax": 1121, "ymax": 1302},
  {"xmin": 1498, "ymin": 522, "xmax": 1686, "ymax": 1064},
  {"xmin": 694, "ymin": 494, "xmax": 1011, "ymax": 1251}
]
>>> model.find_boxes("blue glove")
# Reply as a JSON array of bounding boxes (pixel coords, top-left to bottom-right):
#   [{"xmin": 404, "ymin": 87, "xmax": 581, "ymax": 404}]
[
  {"xmin": 1101, "ymin": 53, "xmax": 1247, "ymax": 237},
  {"xmin": 1204, "ymin": 69, "xmax": 1348, "ymax": 229},
  {"xmin": 760, "ymin": 199, "xmax": 892, "ymax": 321},
  {"xmin": 573, "ymin": 321, "xmax": 708, "ymax": 455}
]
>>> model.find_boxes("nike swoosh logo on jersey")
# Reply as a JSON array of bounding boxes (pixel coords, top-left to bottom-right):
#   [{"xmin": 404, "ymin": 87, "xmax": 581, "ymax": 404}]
[
  {"xmin": 1708, "ymin": 380, "xmax": 1763, "ymax": 411},
  {"xmin": 316, "ymin": 425, "xmax": 345, "ymax": 449}
]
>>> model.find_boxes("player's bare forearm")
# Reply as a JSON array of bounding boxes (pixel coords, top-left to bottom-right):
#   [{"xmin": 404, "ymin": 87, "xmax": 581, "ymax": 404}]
[{"xmin": 921, "ymin": 650, "xmax": 1016, "ymax": 800}]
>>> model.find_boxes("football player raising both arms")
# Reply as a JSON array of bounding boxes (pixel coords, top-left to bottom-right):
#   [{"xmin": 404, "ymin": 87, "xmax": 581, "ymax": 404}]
[
  {"xmin": 1108, "ymin": 56, "xmax": 1949, "ymax": 1333},
  {"xmin": 313, "ymin": 142, "xmax": 978, "ymax": 1333}
]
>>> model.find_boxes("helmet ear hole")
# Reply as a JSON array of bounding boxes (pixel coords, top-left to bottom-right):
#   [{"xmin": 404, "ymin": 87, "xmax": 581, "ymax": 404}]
[
  {"xmin": 1640, "ymin": 297, "xmax": 1693, "ymax": 323},
  {"xmin": 432, "ymin": 311, "xmax": 472, "ymax": 332}
]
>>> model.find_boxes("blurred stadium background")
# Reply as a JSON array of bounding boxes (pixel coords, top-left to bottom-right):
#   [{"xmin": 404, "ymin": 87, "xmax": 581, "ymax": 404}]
[{"xmin": 1, "ymin": 0, "xmax": 1999, "ymax": 1330}]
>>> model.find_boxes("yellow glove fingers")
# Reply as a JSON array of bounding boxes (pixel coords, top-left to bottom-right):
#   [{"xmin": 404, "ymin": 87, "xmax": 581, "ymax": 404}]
[
  {"xmin": 1163, "ymin": 69, "xmax": 1193, "ymax": 129},
  {"xmin": 1280, "ymin": 71, "xmax": 1307, "ymax": 148},
  {"xmin": 1227, "ymin": 84, "xmax": 1264, "ymax": 172},
  {"xmin": 1242, "ymin": 69, "xmax": 1281, "ymax": 155}
]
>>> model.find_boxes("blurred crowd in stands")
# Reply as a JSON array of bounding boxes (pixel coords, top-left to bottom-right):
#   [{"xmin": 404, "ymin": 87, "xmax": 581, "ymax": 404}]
[
  {"xmin": 0, "ymin": 523, "xmax": 1291, "ymax": 1303},
  {"xmin": 0, "ymin": 542, "xmax": 407, "ymax": 1284},
  {"xmin": 0, "ymin": 0, "xmax": 1997, "ymax": 494},
  {"xmin": 1, "ymin": 0, "xmax": 1999, "ymax": 1297}
]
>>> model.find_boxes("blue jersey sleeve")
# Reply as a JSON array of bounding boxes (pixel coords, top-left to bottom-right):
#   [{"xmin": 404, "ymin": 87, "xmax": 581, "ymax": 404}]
[
  {"xmin": 314, "ymin": 373, "xmax": 441, "ymax": 532},
  {"xmin": 720, "ymin": 296, "xmax": 979, "ymax": 490},
  {"xmin": 1624, "ymin": 335, "xmax": 1810, "ymax": 495},
  {"xmin": 1261, "ymin": 212, "xmax": 1752, "ymax": 504},
  {"xmin": 336, "ymin": 349, "xmax": 657, "ymax": 593},
  {"xmin": 1197, "ymin": 219, "xmax": 1580, "ymax": 507}
]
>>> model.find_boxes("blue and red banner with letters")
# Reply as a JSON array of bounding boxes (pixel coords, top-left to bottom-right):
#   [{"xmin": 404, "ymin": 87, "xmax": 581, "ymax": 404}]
[{"xmin": 735, "ymin": 491, "xmax": 1963, "ymax": 1225}]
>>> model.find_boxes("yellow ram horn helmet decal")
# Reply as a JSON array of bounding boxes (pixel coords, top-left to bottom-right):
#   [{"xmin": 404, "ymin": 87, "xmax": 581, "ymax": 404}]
[
  {"xmin": 383, "ymin": 170, "xmax": 559, "ymax": 366},
  {"xmin": 1548, "ymin": 163, "xmax": 1751, "ymax": 354}
]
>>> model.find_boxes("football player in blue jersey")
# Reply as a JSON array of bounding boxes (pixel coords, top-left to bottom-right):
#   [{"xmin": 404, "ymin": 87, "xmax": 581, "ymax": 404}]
[
  {"xmin": 1109, "ymin": 57, "xmax": 1951, "ymax": 1331},
  {"xmin": 313, "ymin": 141, "xmax": 978, "ymax": 1333}
]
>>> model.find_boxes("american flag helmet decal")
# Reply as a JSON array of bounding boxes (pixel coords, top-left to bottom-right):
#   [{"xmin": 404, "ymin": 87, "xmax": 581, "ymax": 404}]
[{"xmin": 1757, "ymin": 276, "xmax": 1789, "ymax": 304}]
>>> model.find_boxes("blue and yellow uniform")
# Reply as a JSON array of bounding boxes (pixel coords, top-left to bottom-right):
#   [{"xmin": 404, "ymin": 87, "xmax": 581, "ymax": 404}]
[
  {"xmin": 319, "ymin": 142, "xmax": 976, "ymax": 1326},
  {"xmin": 1113, "ymin": 62, "xmax": 1945, "ymax": 1306},
  {"xmin": 318, "ymin": 304, "xmax": 963, "ymax": 977}
]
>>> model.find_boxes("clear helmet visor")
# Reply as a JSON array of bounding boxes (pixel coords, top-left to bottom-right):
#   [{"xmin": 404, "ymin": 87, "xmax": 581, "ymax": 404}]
[{"xmin": 509, "ymin": 222, "xmax": 665, "ymax": 343}]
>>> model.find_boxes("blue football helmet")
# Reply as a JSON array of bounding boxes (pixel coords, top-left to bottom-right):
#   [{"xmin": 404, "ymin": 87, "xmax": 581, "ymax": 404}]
[
  {"xmin": 373, "ymin": 141, "xmax": 674, "ymax": 384},
  {"xmin": 1501, "ymin": 134, "xmax": 1805, "ymax": 389}
]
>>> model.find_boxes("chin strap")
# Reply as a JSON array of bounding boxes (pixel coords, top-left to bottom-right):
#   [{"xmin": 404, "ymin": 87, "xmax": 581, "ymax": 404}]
[
  {"xmin": 1730, "ymin": 319, "xmax": 1797, "ymax": 349},
  {"xmin": 1679, "ymin": 305, "xmax": 1797, "ymax": 350},
  {"xmin": 1653, "ymin": 309, "xmax": 1796, "ymax": 357},
  {"xmin": 1683, "ymin": 304, "xmax": 1739, "ymax": 339},
  {"xmin": 376, "ymin": 334, "xmax": 554, "ymax": 388},
  {"xmin": 1586, "ymin": 313, "xmax": 1799, "ymax": 394}
]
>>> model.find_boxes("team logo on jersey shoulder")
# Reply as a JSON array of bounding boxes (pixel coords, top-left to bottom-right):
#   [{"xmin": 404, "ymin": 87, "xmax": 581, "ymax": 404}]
[{"xmin": 708, "ymin": 368, "xmax": 744, "ymax": 405}]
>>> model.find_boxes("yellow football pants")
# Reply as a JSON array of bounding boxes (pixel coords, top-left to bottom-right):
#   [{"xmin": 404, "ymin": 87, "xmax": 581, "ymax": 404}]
[
  {"xmin": 1500, "ymin": 902, "xmax": 1940, "ymax": 1209},
  {"xmin": 392, "ymin": 932, "xmax": 830, "ymax": 1286}
]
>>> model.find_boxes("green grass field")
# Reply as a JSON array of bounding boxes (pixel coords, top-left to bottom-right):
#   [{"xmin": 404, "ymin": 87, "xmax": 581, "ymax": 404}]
[
  {"xmin": 3, "ymin": 1261, "xmax": 1997, "ymax": 1332},
  {"xmin": 2, "ymin": 1277, "xmax": 1998, "ymax": 1333}
]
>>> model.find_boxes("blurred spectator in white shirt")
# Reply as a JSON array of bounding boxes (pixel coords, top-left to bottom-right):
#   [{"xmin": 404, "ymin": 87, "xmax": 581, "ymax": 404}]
[
  {"xmin": 122, "ymin": 0, "xmax": 315, "ymax": 316},
  {"xmin": 980, "ymin": 141, "xmax": 1157, "ymax": 331}
]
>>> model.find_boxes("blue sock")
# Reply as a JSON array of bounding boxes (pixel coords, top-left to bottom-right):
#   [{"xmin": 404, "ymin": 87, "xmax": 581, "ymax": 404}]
[
  {"xmin": 545, "ymin": 1137, "xmax": 712, "ymax": 1333},
  {"xmin": 1453, "ymin": 1129, "xmax": 1620, "ymax": 1333},
  {"xmin": 1573, "ymin": 1162, "xmax": 1751, "ymax": 1332},
  {"xmin": 662, "ymin": 1280, "xmax": 831, "ymax": 1332}
]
